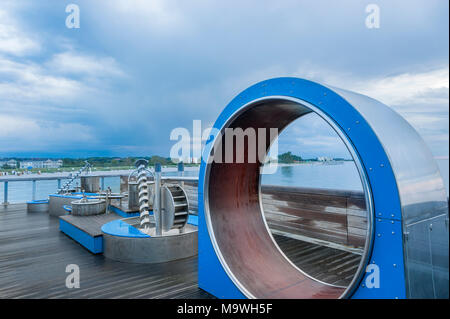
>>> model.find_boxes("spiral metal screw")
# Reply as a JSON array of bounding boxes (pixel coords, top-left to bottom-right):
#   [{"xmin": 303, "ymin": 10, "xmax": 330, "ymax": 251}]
[{"xmin": 135, "ymin": 159, "xmax": 151, "ymax": 231}]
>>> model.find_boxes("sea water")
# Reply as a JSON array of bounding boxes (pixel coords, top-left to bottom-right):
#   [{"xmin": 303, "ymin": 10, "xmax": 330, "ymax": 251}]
[{"xmin": 1, "ymin": 160, "xmax": 448, "ymax": 204}]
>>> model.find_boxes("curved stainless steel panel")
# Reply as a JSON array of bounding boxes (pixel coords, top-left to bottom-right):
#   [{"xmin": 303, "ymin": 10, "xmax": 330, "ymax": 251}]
[{"xmin": 330, "ymin": 87, "xmax": 449, "ymax": 298}]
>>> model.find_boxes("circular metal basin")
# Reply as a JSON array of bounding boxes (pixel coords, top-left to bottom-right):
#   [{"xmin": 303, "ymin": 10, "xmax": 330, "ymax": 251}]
[
  {"xmin": 102, "ymin": 218, "xmax": 198, "ymax": 264},
  {"xmin": 71, "ymin": 198, "xmax": 106, "ymax": 216}
]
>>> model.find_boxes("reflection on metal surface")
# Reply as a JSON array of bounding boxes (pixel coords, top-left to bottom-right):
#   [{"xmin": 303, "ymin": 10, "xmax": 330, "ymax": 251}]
[
  {"xmin": 199, "ymin": 77, "xmax": 449, "ymax": 299},
  {"xmin": 204, "ymin": 98, "xmax": 373, "ymax": 298},
  {"xmin": 331, "ymin": 87, "xmax": 449, "ymax": 298}
]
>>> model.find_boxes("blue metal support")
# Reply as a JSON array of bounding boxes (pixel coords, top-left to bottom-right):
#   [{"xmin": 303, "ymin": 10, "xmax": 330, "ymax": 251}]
[
  {"xmin": 3, "ymin": 181, "xmax": 8, "ymax": 205},
  {"xmin": 177, "ymin": 161, "xmax": 184, "ymax": 176}
]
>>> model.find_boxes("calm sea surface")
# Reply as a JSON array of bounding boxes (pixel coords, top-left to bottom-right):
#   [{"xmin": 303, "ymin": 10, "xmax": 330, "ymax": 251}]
[{"xmin": 1, "ymin": 160, "xmax": 448, "ymax": 204}]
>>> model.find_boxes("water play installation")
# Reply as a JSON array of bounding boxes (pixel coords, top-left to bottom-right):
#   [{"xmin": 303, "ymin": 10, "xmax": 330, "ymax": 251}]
[
  {"xmin": 102, "ymin": 161, "xmax": 197, "ymax": 263},
  {"xmin": 198, "ymin": 77, "xmax": 449, "ymax": 299}
]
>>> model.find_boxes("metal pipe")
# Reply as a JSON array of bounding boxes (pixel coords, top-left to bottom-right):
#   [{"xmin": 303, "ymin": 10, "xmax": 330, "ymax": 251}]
[
  {"xmin": 32, "ymin": 180, "xmax": 36, "ymax": 201},
  {"xmin": 154, "ymin": 163, "xmax": 162, "ymax": 236}
]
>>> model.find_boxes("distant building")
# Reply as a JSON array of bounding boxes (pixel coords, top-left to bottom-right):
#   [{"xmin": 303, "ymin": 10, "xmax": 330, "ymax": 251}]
[
  {"xmin": 317, "ymin": 156, "xmax": 333, "ymax": 162},
  {"xmin": 5, "ymin": 159, "xmax": 17, "ymax": 168},
  {"xmin": 19, "ymin": 161, "xmax": 43, "ymax": 169},
  {"xmin": 43, "ymin": 159, "xmax": 63, "ymax": 169},
  {"xmin": 20, "ymin": 162, "xmax": 33, "ymax": 169},
  {"xmin": 18, "ymin": 159, "xmax": 62, "ymax": 169}
]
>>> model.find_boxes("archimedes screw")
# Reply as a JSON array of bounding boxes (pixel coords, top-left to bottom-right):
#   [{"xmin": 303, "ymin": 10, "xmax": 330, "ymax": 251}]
[{"xmin": 135, "ymin": 159, "xmax": 151, "ymax": 231}]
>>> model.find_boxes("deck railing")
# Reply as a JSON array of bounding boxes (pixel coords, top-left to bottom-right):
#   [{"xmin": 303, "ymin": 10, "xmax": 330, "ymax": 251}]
[
  {"xmin": 0, "ymin": 170, "xmax": 131, "ymax": 205},
  {"xmin": 142, "ymin": 179, "xmax": 368, "ymax": 251},
  {"xmin": 2, "ymin": 170, "xmax": 368, "ymax": 251},
  {"xmin": 0, "ymin": 170, "xmax": 199, "ymax": 205}
]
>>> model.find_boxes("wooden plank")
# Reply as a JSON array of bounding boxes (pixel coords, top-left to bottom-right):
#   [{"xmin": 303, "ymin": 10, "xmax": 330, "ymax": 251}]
[
  {"xmin": 263, "ymin": 204, "xmax": 347, "ymax": 223},
  {"xmin": 347, "ymin": 215, "xmax": 367, "ymax": 230},
  {"xmin": 262, "ymin": 196, "xmax": 347, "ymax": 214},
  {"xmin": 267, "ymin": 221, "xmax": 349, "ymax": 245},
  {"xmin": 59, "ymin": 213, "xmax": 121, "ymax": 237},
  {"xmin": 262, "ymin": 192, "xmax": 348, "ymax": 209},
  {"xmin": 261, "ymin": 185, "xmax": 364, "ymax": 198},
  {"xmin": 347, "ymin": 196, "xmax": 366, "ymax": 210}
]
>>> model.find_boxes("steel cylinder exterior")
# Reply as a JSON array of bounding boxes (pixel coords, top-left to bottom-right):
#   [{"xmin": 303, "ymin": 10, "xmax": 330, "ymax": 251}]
[
  {"xmin": 26, "ymin": 200, "xmax": 49, "ymax": 213},
  {"xmin": 70, "ymin": 199, "xmax": 106, "ymax": 216},
  {"xmin": 80, "ymin": 176, "xmax": 100, "ymax": 193},
  {"xmin": 102, "ymin": 225, "xmax": 198, "ymax": 264},
  {"xmin": 198, "ymin": 77, "xmax": 449, "ymax": 299},
  {"xmin": 128, "ymin": 182, "xmax": 139, "ymax": 211},
  {"xmin": 49, "ymin": 195, "xmax": 77, "ymax": 216}
]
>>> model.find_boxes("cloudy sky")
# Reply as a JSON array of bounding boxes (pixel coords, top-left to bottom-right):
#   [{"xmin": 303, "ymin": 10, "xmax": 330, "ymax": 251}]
[{"xmin": 0, "ymin": 0, "xmax": 448, "ymax": 160}]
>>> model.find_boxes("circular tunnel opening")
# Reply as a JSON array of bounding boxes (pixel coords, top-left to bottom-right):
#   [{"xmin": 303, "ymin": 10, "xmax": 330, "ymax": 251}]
[{"xmin": 204, "ymin": 97, "xmax": 374, "ymax": 299}]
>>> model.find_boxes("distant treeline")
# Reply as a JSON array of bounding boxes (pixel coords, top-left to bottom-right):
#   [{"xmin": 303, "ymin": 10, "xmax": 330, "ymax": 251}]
[
  {"xmin": 278, "ymin": 152, "xmax": 303, "ymax": 163},
  {"xmin": 277, "ymin": 152, "xmax": 350, "ymax": 163},
  {"xmin": 61, "ymin": 156, "xmax": 174, "ymax": 167}
]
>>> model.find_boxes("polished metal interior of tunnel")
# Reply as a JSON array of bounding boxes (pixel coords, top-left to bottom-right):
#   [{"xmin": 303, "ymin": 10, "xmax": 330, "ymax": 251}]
[{"xmin": 203, "ymin": 97, "xmax": 374, "ymax": 299}]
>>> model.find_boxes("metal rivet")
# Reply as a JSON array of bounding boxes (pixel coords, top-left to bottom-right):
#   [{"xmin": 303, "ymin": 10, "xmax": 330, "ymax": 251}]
[
  {"xmin": 361, "ymin": 284, "xmax": 365, "ymax": 288},
  {"xmin": 378, "ymin": 219, "xmax": 382, "ymax": 222},
  {"xmin": 356, "ymin": 120, "xmax": 360, "ymax": 124},
  {"xmin": 392, "ymin": 231, "xmax": 395, "ymax": 235},
  {"xmin": 378, "ymin": 213, "xmax": 382, "ymax": 216},
  {"xmin": 391, "ymin": 221, "xmax": 394, "ymax": 224},
  {"xmin": 324, "ymin": 92, "xmax": 327, "ymax": 96},
  {"xmin": 347, "ymin": 128, "xmax": 351, "ymax": 131},
  {"xmin": 393, "ymin": 264, "xmax": 397, "ymax": 267},
  {"xmin": 369, "ymin": 168, "xmax": 373, "ymax": 171},
  {"xmin": 380, "ymin": 164, "xmax": 384, "ymax": 167},
  {"xmin": 377, "ymin": 234, "xmax": 381, "ymax": 237},
  {"xmin": 391, "ymin": 214, "xmax": 395, "ymax": 218}
]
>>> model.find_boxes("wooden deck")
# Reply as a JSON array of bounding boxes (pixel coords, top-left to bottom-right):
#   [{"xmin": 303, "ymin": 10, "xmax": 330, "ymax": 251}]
[
  {"xmin": 0, "ymin": 204, "xmax": 361, "ymax": 298},
  {"xmin": 0, "ymin": 204, "xmax": 211, "ymax": 299}
]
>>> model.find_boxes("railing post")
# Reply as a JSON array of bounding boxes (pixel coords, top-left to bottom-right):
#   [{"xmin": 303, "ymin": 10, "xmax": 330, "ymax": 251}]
[
  {"xmin": 57, "ymin": 179, "xmax": 61, "ymax": 190},
  {"xmin": 101, "ymin": 177, "xmax": 105, "ymax": 191},
  {"xmin": 154, "ymin": 163, "xmax": 162, "ymax": 236},
  {"xmin": 178, "ymin": 161, "xmax": 184, "ymax": 187},
  {"xmin": 32, "ymin": 180, "xmax": 36, "ymax": 201},
  {"xmin": 3, "ymin": 181, "xmax": 8, "ymax": 206}
]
